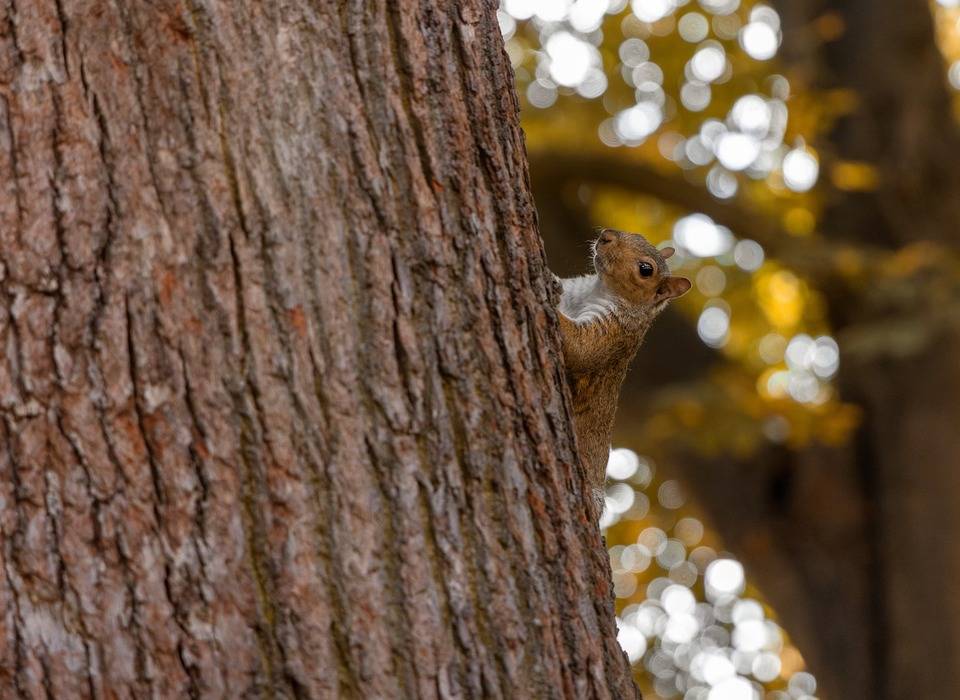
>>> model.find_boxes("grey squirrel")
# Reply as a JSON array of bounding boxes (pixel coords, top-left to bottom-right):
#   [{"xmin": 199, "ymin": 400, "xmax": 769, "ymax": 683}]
[{"xmin": 555, "ymin": 229, "xmax": 691, "ymax": 503}]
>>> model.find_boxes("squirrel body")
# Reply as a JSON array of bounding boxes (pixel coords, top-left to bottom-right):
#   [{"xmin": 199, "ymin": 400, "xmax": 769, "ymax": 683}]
[{"xmin": 556, "ymin": 229, "xmax": 691, "ymax": 495}]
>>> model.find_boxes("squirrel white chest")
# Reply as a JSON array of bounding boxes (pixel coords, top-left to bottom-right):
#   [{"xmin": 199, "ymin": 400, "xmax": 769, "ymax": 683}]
[{"xmin": 558, "ymin": 275, "xmax": 620, "ymax": 324}]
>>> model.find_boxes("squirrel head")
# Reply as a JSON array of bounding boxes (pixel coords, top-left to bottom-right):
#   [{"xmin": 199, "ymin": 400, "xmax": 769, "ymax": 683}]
[{"xmin": 593, "ymin": 228, "xmax": 691, "ymax": 311}]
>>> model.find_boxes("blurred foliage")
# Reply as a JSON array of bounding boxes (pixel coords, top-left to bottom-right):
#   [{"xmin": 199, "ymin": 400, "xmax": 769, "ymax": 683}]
[
  {"xmin": 505, "ymin": 0, "xmax": 858, "ymax": 461},
  {"xmin": 934, "ymin": 0, "xmax": 960, "ymax": 114},
  {"xmin": 600, "ymin": 447, "xmax": 815, "ymax": 699},
  {"xmin": 501, "ymin": 1, "xmax": 960, "ymax": 698}
]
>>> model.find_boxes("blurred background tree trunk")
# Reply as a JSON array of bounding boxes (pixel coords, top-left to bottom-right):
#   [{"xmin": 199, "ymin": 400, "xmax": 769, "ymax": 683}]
[
  {"xmin": 0, "ymin": 1, "xmax": 636, "ymax": 697},
  {"xmin": 534, "ymin": 1, "xmax": 960, "ymax": 698},
  {"xmin": 774, "ymin": 1, "xmax": 960, "ymax": 697}
]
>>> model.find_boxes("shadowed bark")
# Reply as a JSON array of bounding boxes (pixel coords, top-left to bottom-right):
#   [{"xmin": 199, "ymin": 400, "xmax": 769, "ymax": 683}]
[{"xmin": 0, "ymin": 1, "xmax": 638, "ymax": 697}]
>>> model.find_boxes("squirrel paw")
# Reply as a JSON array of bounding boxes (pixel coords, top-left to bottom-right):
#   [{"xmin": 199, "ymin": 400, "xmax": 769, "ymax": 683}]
[{"xmin": 592, "ymin": 487, "xmax": 605, "ymax": 519}]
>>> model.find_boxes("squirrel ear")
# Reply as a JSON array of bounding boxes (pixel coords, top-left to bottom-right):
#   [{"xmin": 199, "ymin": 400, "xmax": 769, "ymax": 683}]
[
  {"xmin": 660, "ymin": 246, "xmax": 676, "ymax": 259},
  {"xmin": 657, "ymin": 276, "xmax": 691, "ymax": 301}
]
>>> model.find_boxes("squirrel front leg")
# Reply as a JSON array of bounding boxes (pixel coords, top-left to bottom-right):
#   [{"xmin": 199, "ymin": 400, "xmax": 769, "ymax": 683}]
[{"xmin": 558, "ymin": 312, "xmax": 610, "ymax": 373}]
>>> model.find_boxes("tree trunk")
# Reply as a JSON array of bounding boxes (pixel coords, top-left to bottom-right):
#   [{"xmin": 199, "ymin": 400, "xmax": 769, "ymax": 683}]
[
  {"xmin": 0, "ymin": 2, "xmax": 636, "ymax": 697},
  {"xmin": 750, "ymin": 2, "xmax": 960, "ymax": 698}
]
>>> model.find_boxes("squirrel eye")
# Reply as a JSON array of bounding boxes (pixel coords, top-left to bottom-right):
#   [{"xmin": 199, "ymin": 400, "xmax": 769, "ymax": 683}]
[{"xmin": 638, "ymin": 261, "xmax": 654, "ymax": 278}]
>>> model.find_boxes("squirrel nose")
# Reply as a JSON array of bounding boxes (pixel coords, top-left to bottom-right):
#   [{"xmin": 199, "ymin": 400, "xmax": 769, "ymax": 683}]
[{"xmin": 597, "ymin": 229, "xmax": 617, "ymax": 246}]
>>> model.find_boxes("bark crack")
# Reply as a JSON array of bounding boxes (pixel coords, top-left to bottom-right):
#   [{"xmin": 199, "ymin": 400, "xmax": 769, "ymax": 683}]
[
  {"xmin": 114, "ymin": 530, "xmax": 155, "ymax": 696},
  {"xmin": 123, "ymin": 294, "xmax": 166, "ymax": 511},
  {"xmin": 0, "ymin": 95, "xmax": 25, "ymax": 232},
  {"xmin": 0, "ymin": 434, "xmax": 29, "ymax": 697},
  {"xmin": 51, "ymin": 0, "xmax": 69, "ymax": 80},
  {"xmin": 226, "ymin": 230, "xmax": 288, "ymax": 699}
]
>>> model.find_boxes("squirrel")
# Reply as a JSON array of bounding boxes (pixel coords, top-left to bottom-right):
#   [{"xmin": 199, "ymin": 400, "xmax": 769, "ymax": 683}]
[{"xmin": 555, "ymin": 228, "xmax": 691, "ymax": 505}]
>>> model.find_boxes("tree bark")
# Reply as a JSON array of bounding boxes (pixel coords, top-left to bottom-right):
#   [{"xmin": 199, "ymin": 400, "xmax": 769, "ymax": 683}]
[{"xmin": 0, "ymin": 1, "xmax": 636, "ymax": 697}]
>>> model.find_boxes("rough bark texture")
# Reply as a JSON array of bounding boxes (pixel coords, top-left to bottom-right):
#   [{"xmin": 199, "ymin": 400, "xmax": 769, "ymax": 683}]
[{"xmin": 0, "ymin": 1, "xmax": 637, "ymax": 698}]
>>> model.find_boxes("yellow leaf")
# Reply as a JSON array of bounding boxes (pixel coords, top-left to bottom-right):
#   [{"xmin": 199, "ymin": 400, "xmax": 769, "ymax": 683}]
[
  {"xmin": 831, "ymin": 161, "xmax": 880, "ymax": 191},
  {"xmin": 784, "ymin": 207, "xmax": 816, "ymax": 236}
]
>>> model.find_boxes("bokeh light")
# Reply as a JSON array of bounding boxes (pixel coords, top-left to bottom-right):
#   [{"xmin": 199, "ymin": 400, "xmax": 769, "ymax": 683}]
[
  {"xmin": 674, "ymin": 214, "xmax": 734, "ymax": 257},
  {"xmin": 632, "ymin": 0, "xmax": 675, "ymax": 23},
  {"xmin": 679, "ymin": 13, "xmax": 711, "ymax": 43},
  {"xmin": 934, "ymin": 0, "xmax": 960, "ymax": 93},
  {"xmin": 781, "ymin": 148, "xmax": 819, "ymax": 192},
  {"xmin": 500, "ymin": 0, "xmax": 799, "ymax": 195},
  {"xmin": 498, "ymin": 2, "xmax": 872, "ymax": 691},
  {"xmin": 603, "ymin": 448, "xmax": 819, "ymax": 699},
  {"xmin": 715, "ymin": 132, "xmax": 761, "ymax": 171},
  {"xmin": 545, "ymin": 31, "xmax": 596, "ymax": 86},
  {"xmin": 691, "ymin": 44, "xmax": 728, "ymax": 83},
  {"xmin": 739, "ymin": 23, "xmax": 777, "ymax": 60},
  {"xmin": 698, "ymin": 306, "xmax": 731, "ymax": 347}
]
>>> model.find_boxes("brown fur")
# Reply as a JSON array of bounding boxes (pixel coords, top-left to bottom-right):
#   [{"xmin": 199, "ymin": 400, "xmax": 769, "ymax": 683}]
[{"xmin": 557, "ymin": 229, "xmax": 691, "ymax": 495}]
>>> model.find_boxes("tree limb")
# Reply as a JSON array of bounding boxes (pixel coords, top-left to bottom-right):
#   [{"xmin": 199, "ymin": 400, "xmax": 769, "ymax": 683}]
[{"xmin": 528, "ymin": 149, "xmax": 790, "ymax": 245}]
